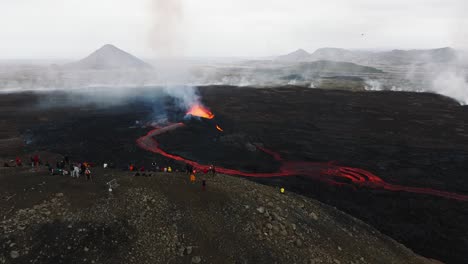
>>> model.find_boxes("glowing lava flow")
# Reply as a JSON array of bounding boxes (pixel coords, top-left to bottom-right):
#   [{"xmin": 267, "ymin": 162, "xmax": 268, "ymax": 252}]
[
  {"xmin": 136, "ymin": 124, "xmax": 468, "ymax": 202},
  {"xmin": 186, "ymin": 104, "xmax": 214, "ymax": 119},
  {"xmin": 216, "ymin": 125, "xmax": 224, "ymax": 132}
]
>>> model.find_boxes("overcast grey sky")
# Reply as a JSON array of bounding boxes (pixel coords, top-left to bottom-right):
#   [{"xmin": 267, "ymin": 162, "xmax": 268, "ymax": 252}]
[{"xmin": 0, "ymin": 0, "xmax": 466, "ymax": 59}]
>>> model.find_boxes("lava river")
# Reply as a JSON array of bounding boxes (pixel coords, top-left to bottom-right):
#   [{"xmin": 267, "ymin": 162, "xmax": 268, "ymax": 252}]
[{"xmin": 136, "ymin": 123, "xmax": 468, "ymax": 202}]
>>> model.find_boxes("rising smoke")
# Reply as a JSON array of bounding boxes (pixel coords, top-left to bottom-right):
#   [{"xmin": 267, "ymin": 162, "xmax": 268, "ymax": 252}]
[
  {"xmin": 150, "ymin": 0, "xmax": 184, "ymax": 57},
  {"xmin": 149, "ymin": 0, "xmax": 206, "ymax": 112}
]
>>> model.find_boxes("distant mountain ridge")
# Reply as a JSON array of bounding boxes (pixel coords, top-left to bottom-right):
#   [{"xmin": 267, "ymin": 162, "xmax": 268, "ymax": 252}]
[
  {"xmin": 275, "ymin": 49, "xmax": 312, "ymax": 62},
  {"xmin": 66, "ymin": 44, "xmax": 152, "ymax": 70},
  {"xmin": 276, "ymin": 47, "xmax": 459, "ymax": 64}
]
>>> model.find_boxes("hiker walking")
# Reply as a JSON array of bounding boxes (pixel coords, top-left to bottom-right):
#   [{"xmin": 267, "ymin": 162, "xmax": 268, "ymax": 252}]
[{"xmin": 202, "ymin": 179, "xmax": 206, "ymax": 191}]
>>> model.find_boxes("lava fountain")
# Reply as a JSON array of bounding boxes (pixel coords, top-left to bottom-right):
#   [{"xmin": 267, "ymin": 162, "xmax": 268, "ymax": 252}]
[{"xmin": 186, "ymin": 104, "xmax": 214, "ymax": 119}]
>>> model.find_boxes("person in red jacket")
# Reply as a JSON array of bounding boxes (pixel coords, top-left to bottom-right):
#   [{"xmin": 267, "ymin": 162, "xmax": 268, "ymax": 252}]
[
  {"xmin": 33, "ymin": 155, "xmax": 40, "ymax": 167},
  {"xmin": 15, "ymin": 157, "xmax": 22, "ymax": 167}
]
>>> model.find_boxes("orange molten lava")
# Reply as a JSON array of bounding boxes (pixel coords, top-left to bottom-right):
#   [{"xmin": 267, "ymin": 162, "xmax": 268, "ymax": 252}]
[
  {"xmin": 186, "ymin": 104, "xmax": 214, "ymax": 119},
  {"xmin": 216, "ymin": 125, "xmax": 223, "ymax": 132}
]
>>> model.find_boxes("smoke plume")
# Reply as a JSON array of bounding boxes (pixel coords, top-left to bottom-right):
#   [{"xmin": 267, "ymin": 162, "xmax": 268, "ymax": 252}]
[{"xmin": 150, "ymin": 0, "xmax": 185, "ymax": 57}]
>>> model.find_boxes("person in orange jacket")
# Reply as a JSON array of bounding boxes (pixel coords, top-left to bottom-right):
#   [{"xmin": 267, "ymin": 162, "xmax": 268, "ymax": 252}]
[{"xmin": 190, "ymin": 172, "xmax": 196, "ymax": 183}]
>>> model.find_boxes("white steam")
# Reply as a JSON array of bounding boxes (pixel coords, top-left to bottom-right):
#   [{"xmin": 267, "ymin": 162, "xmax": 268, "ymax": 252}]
[
  {"xmin": 364, "ymin": 79, "xmax": 383, "ymax": 91},
  {"xmin": 431, "ymin": 69, "xmax": 468, "ymax": 105}
]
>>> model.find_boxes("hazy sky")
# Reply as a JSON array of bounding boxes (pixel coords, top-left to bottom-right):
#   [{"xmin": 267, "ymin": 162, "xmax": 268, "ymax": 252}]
[{"xmin": 0, "ymin": 0, "xmax": 466, "ymax": 59}]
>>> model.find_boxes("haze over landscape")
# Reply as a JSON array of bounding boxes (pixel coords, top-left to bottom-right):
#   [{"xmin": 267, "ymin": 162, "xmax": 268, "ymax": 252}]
[
  {"xmin": 1, "ymin": 0, "xmax": 468, "ymax": 104},
  {"xmin": 1, "ymin": 0, "xmax": 467, "ymax": 58}
]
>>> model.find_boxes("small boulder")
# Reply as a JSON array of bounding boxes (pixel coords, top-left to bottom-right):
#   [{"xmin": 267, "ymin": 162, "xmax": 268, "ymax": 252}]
[
  {"xmin": 295, "ymin": 239, "xmax": 303, "ymax": 247},
  {"xmin": 256, "ymin": 207, "xmax": 265, "ymax": 214},
  {"xmin": 10, "ymin": 251, "xmax": 19, "ymax": 259},
  {"xmin": 186, "ymin": 246, "xmax": 193, "ymax": 255},
  {"xmin": 309, "ymin": 212, "xmax": 318, "ymax": 220},
  {"xmin": 192, "ymin": 256, "xmax": 202, "ymax": 263}
]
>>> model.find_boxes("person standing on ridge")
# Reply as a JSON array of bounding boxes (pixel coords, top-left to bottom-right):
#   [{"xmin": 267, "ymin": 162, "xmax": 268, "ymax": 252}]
[
  {"xmin": 190, "ymin": 172, "xmax": 196, "ymax": 183},
  {"xmin": 85, "ymin": 167, "xmax": 92, "ymax": 181},
  {"xmin": 15, "ymin": 157, "xmax": 22, "ymax": 167}
]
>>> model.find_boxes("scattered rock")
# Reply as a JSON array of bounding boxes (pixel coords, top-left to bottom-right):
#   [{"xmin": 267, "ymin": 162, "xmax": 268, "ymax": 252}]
[
  {"xmin": 192, "ymin": 256, "xmax": 202, "ymax": 263},
  {"xmin": 84, "ymin": 247, "xmax": 89, "ymax": 252},
  {"xmin": 333, "ymin": 259, "xmax": 341, "ymax": 264},
  {"xmin": 10, "ymin": 251, "xmax": 19, "ymax": 259},
  {"xmin": 272, "ymin": 225, "xmax": 280, "ymax": 233},
  {"xmin": 186, "ymin": 246, "xmax": 193, "ymax": 255},
  {"xmin": 56, "ymin": 193, "xmax": 64, "ymax": 197},
  {"xmin": 256, "ymin": 207, "xmax": 265, "ymax": 214},
  {"xmin": 309, "ymin": 212, "xmax": 318, "ymax": 220},
  {"xmin": 272, "ymin": 212, "xmax": 282, "ymax": 221},
  {"xmin": 309, "ymin": 258, "xmax": 321, "ymax": 264},
  {"xmin": 295, "ymin": 239, "xmax": 303, "ymax": 247},
  {"xmin": 177, "ymin": 247, "xmax": 185, "ymax": 256},
  {"xmin": 245, "ymin": 143, "xmax": 257, "ymax": 152},
  {"xmin": 266, "ymin": 223, "xmax": 273, "ymax": 229}
]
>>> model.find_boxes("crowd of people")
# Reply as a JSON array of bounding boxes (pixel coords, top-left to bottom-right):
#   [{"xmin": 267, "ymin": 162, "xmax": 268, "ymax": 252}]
[
  {"xmin": 44, "ymin": 156, "xmax": 94, "ymax": 181},
  {"xmin": 4, "ymin": 155, "xmax": 94, "ymax": 181},
  {"xmin": 6, "ymin": 155, "xmax": 218, "ymax": 190}
]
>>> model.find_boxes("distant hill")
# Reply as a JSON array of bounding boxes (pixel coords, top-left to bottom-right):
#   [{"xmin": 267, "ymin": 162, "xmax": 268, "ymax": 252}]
[
  {"xmin": 289, "ymin": 60, "xmax": 384, "ymax": 74},
  {"xmin": 66, "ymin": 44, "xmax": 152, "ymax": 70},
  {"xmin": 275, "ymin": 49, "xmax": 312, "ymax": 62},
  {"xmin": 277, "ymin": 47, "xmax": 459, "ymax": 65},
  {"xmin": 310, "ymin": 48, "xmax": 368, "ymax": 62},
  {"xmin": 376, "ymin": 47, "xmax": 458, "ymax": 64}
]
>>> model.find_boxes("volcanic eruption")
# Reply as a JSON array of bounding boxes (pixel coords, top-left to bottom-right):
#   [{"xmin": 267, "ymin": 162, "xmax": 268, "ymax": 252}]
[{"xmin": 186, "ymin": 104, "xmax": 214, "ymax": 119}]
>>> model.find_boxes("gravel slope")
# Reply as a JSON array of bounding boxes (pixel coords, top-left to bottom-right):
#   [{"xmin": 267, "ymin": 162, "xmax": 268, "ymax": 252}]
[{"xmin": 1, "ymin": 167, "xmax": 437, "ymax": 264}]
